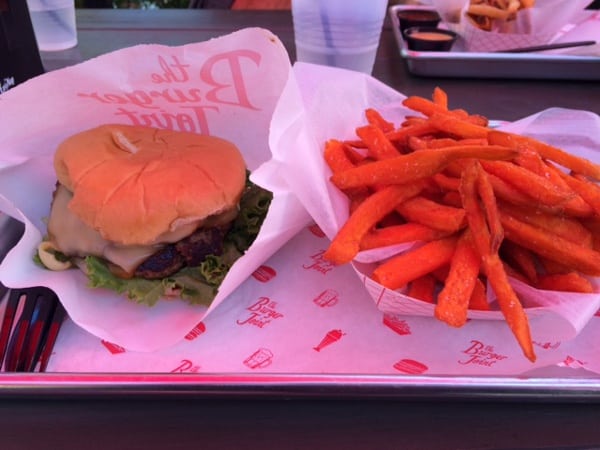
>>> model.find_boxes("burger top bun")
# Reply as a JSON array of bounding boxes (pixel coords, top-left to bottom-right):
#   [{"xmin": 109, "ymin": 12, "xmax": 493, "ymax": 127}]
[{"xmin": 54, "ymin": 124, "xmax": 247, "ymax": 245}]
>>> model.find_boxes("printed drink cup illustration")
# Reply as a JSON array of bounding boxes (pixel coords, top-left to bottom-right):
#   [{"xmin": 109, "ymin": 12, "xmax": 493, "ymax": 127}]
[
  {"xmin": 313, "ymin": 289, "xmax": 339, "ymax": 307},
  {"xmin": 244, "ymin": 348, "xmax": 274, "ymax": 369},
  {"xmin": 184, "ymin": 321, "xmax": 206, "ymax": 341}
]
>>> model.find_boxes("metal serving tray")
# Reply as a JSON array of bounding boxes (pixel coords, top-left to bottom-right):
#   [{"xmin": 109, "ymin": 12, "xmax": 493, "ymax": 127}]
[
  {"xmin": 2, "ymin": 214, "xmax": 600, "ymax": 400},
  {"xmin": 389, "ymin": 4, "xmax": 600, "ymax": 80}
]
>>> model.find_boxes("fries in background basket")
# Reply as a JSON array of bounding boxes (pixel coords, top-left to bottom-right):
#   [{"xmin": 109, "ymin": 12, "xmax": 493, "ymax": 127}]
[
  {"xmin": 322, "ymin": 86, "xmax": 600, "ymax": 362},
  {"xmin": 466, "ymin": 0, "xmax": 535, "ymax": 31}
]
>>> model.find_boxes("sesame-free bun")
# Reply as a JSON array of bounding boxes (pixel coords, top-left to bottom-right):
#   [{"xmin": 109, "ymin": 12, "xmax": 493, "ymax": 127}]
[{"xmin": 54, "ymin": 124, "xmax": 247, "ymax": 245}]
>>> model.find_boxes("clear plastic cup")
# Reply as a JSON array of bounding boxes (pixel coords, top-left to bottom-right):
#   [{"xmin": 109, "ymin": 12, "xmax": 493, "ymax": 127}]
[
  {"xmin": 26, "ymin": 0, "xmax": 77, "ymax": 51},
  {"xmin": 291, "ymin": 0, "xmax": 388, "ymax": 74}
]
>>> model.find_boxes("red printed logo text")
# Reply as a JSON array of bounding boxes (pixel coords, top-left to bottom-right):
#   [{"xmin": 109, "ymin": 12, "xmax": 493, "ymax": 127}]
[
  {"xmin": 459, "ymin": 340, "xmax": 508, "ymax": 367},
  {"xmin": 302, "ymin": 250, "xmax": 335, "ymax": 275},
  {"xmin": 237, "ymin": 297, "xmax": 284, "ymax": 328},
  {"xmin": 171, "ymin": 359, "xmax": 200, "ymax": 373},
  {"xmin": 77, "ymin": 51, "xmax": 262, "ymax": 135}
]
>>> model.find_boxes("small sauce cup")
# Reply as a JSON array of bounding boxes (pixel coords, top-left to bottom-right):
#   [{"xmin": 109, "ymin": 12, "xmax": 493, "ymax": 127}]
[
  {"xmin": 403, "ymin": 27, "xmax": 458, "ymax": 52},
  {"xmin": 396, "ymin": 9, "xmax": 441, "ymax": 35}
]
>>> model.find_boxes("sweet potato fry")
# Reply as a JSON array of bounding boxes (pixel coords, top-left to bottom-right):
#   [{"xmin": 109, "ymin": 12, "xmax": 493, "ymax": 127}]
[
  {"xmin": 324, "ymin": 139, "xmax": 357, "ymax": 173},
  {"xmin": 503, "ymin": 261, "xmax": 531, "ymax": 284},
  {"xmin": 342, "ymin": 139, "xmax": 367, "ymax": 149},
  {"xmin": 407, "ymin": 273, "xmax": 437, "ymax": 303},
  {"xmin": 330, "ymin": 145, "xmax": 517, "ymax": 190},
  {"xmin": 500, "ymin": 240, "xmax": 538, "ymax": 284},
  {"xmin": 538, "ymin": 256, "xmax": 572, "ymax": 275},
  {"xmin": 372, "ymin": 235, "xmax": 459, "ymax": 291},
  {"xmin": 324, "ymin": 183, "xmax": 424, "ymax": 265},
  {"xmin": 403, "ymin": 92, "xmax": 488, "ymax": 126},
  {"xmin": 365, "ymin": 108, "xmax": 394, "ymax": 132},
  {"xmin": 476, "ymin": 164, "xmax": 503, "ymax": 253},
  {"xmin": 433, "ymin": 173, "xmax": 461, "ymax": 191},
  {"xmin": 324, "ymin": 139, "xmax": 371, "ymax": 211},
  {"xmin": 537, "ymin": 272, "xmax": 594, "ymax": 294},
  {"xmin": 580, "ymin": 217, "xmax": 600, "ymax": 251},
  {"xmin": 401, "ymin": 115, "xmax": 428, "ymax": 127},
  {"xmin": 499, "ymin": 201, "xmax": 593, "ymax": 248},
  {"xmin": 515, "ymin": 147, "xmax": 557, "ymax": 179},
  {"xmin": 428, "ymin": 113, "xmax": 490, "ymax": 139},
  {"xmin": 343, "ymin": 145, "xmax": 369, "ymax": 165},
  {"xmin": 396, "ymin": 195, "xmax": 466, "ymax": 233},
  {"xmin": 360, "ymin": 222, "xmax": 449, "ymax": 250},
  {"xmin": 485, "ymin": 171, "xmax": 535, "ymax": 206},
  {"xmin": 482, "ymin": 253, "xmax": 536, "ymax": 362},
  {"xmin": 499, "ymin": 211, "xmax": 600, "ymax": 276},
  {"xmin": 432, "ymin": 86, "xmax": 448, "ymax": 109},
  {"xmin": 356, "ymin": 125, "xmax": 401, "ymax": 160},
  {"xmin": 561, "ymin": 172, "xmax": 600, "ymax": 217},
  {"xmin": 402, "ymin": 95, "xmax": 462, "ymax": 117},
  {"xmin": 426, "ymin": 137, "xmax": 489, "ymax": 149},
  {"xmin": 485, "ymin": 171, "xmax": 589, "ymax": 217},
  {"xmin": 384, "ymin": 121, "xmax": 438, "ymax": 145},
  {"xmin": 435, "ymin": 230, "xmax": 481, "ymax": 327},
  {"xmin": 468, "ymin": 279, "xmax": 491, "ymax": 311},
  {"xmin": 488, "ymin": 130, "xmax": 600, "ymax": 180},
  {"xmin": 538, "ymin": 165, "xmax": 594, "ymax": 218},
  {"xmin": 481, "ymin": 159, "xmax": 576, "ymax": 207},
  {"xmin": 459, "ymin": 160, "xmax": 492, "ymax": 257},
  {"xmin": 432, "ymin": 265, "xmax": 450, "ymax": 283},
  {"xmin": 407, "ymin": 136, "xmax": 430, "ymax": 152},
  {"xmin": 348, "ymin": 190, "xmax": 372, "ymax": 214}
]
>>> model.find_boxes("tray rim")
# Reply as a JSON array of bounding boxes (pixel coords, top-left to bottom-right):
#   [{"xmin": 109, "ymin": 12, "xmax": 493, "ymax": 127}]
[
  {"xmin": 388, "ymin": 4, "xmax": 600, "ymax": 79},
  {"xmin": 1, "ymin": 371, "xmax": 600, "ymax": 400}
]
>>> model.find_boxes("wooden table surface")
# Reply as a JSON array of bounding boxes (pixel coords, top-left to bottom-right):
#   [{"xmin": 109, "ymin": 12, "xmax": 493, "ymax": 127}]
[{"xmin": 7, "ymin": 8, "xmax": 600, "ymax": 450}]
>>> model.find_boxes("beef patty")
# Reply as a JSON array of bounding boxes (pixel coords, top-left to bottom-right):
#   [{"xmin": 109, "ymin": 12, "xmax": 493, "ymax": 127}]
[{"xmin": 134, "ymin": 225, "xmax": 228, "ymax": 279}]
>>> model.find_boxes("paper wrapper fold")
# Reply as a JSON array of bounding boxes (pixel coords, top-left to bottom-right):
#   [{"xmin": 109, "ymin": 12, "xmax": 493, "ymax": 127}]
[
  {"xmin": 0, "ymin": 28, "xmax": 311, "ymax": 352},
  {"xmin": 272, "ymin": 62, "xmax": 600, "ymax": 356}
]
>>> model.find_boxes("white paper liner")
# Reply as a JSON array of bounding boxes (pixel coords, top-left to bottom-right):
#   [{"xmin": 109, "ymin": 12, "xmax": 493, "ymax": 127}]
[
  {"xmin": 271, "ymin": 62, "xmax": 600, "ymax": 361},
  {"xmin": 0, "ymin": 28, "xmax": 311, "ymax": 352}
]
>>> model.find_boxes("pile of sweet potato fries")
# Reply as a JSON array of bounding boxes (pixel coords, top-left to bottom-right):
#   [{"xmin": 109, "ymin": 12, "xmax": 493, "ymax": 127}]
[{"xmin": 323, "ymin": 87, "xmax": 600, "ymax": 362}]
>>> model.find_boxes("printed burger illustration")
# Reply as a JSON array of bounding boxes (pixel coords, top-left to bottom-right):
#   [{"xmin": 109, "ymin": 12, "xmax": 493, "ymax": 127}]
[{"xmin": 37, "ymin": 123, "xmax": 271, "ymax": 306}]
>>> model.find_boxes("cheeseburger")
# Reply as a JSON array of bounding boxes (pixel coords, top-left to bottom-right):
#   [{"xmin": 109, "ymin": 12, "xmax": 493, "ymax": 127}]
[{"xmin": 37, "ymin": 124, "xmax": 271, "ymax": 306}]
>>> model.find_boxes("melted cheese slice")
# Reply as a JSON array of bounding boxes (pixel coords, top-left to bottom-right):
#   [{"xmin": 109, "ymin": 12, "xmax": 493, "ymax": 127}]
[{"xmin": 48, "ymin": 185, "xmax": 201, "ymax": 274}]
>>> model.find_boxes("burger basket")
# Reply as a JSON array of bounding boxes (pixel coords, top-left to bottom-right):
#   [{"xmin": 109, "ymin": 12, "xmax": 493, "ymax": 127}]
[{"xmin": 0, "ymin": 28, "xmax": 311, "ymax": 353}]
